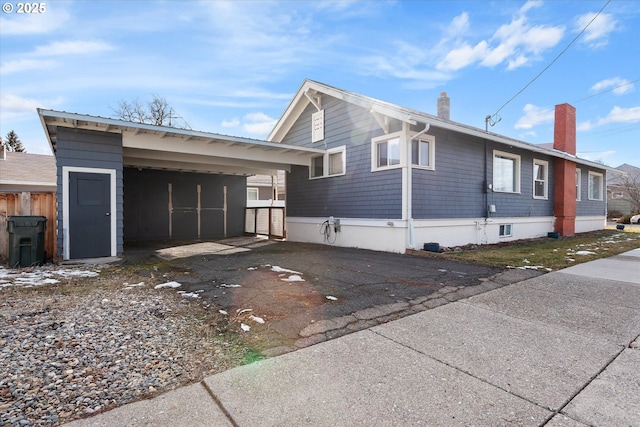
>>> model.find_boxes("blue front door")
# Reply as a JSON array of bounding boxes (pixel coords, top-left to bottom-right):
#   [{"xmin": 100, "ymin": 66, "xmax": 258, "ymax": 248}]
[{"xmin": 69, "ymin": 172, "xmax": 111, "ymax": 258}]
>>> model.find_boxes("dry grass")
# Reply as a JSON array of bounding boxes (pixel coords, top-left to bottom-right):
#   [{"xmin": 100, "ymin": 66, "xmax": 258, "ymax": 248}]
[{"xmin": 442, "ymin": 229, "xmax": 640, "ymax": 271}]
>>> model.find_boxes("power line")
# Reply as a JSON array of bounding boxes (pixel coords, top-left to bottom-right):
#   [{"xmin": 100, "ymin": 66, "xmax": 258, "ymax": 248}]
[
  {"xmin": 486, "ymin": 0, "xmax": 612, "ymax": 128},
  {"xmin": 572, "ymin": 78, "xmax": 640, "ymax": 104}
]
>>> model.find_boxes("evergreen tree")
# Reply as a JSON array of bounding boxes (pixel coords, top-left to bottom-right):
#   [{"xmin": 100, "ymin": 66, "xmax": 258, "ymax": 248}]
[{"xmin": 4, "ymin": 130, "xmax": 26, "ymax": 152}]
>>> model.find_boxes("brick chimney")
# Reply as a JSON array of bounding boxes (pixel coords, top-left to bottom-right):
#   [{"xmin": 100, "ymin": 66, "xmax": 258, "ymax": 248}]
[
  {"xmin": 553, "ymin": 103, "xmax": 576, "ymax": 236},
  {"xmin": 437, "ymin": 92, "xmax": 450, "ymax": 120}
]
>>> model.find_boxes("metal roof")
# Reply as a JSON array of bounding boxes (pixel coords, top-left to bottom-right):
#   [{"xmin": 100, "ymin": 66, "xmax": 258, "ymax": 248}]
[
  {"xmin": 39, "ymin": 109, "xmax": 325, "ymax": 176},
  {"xmin": 269, "ymin": 79, "xmax": 615, "ymax": 172}
]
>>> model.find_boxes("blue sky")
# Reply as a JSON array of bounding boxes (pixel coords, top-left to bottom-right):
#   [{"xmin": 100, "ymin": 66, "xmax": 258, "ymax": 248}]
[{"xmin": 1, "ymin": 0, "xmax": 639, "ymax": 167}]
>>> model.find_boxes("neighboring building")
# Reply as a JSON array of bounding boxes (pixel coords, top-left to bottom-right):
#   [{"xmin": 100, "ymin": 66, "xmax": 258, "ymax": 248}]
[
  {"xmin": 0, "ymin": 146, "xmax": 56, "ymax": 193},
  {"xmin": 38, "ymin": 110, "xmax": 323, "ymax": 260},
  {"xmin": 268, "ymin": 80, "xmax": 612, "ymax": 253},
  {"xmin": 0, "ymin": 145, "xmax": 57, "ymax": 262},
  {"xmin": 247, "ymin": 171, "xmax": 285, "ymax": 207},
  {"xmin": 607, "ymin": 163, "xmax": 640, "ymax": 216}
]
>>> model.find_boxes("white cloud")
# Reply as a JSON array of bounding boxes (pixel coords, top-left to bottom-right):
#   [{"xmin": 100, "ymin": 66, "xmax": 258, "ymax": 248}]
[
  {"xmin": 0, "ymin": 7, "xmax": 70, "ymax": 35},
  {"xmin": 597, "ymin": 106, "xmax": 640, "ymax": 125},
  {"xmin": 32, "ymin": 40, "xmax": 115, "ymax": 57},
  {"xmin": 591, "ymin": 77, "xmax": 635, "ymax": 95},
  {"xmin": 576, "ymin": 12, "xmax": 617, "ymax": 49},
  {"xmin": 0, "ymin": 59, "xmax": 58, "ymax": 75},
  {"xmin": 437, "ymin": 4, "xmax": 563, "ymax": 71},
  {"xmin": 0, "ymin": 94, "xmax": 63, "ymax": 120},
  {"xmin": 514, "ymin": 104, "xmax": 554, "ymax": 130},
  {"xmin": 221, "ymin": 118, "xmax": 240, "ymax": 128},
  {"xmin": 242, "ymin": 112, "xmax": 277, "ymax": 136}
]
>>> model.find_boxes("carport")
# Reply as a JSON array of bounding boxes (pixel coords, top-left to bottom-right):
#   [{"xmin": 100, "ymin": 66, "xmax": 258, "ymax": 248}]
[{"xmin": 38, "ymin": 109, "xmax": 324, "ymax": 260}]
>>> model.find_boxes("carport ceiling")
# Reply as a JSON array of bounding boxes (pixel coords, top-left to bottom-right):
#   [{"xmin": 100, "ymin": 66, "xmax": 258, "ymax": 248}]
[{"xmin": 38, "ymin": 109, "xmax": 325, "ymax": 175}]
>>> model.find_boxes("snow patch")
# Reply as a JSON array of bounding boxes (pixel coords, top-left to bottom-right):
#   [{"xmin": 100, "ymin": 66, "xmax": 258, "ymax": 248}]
[
  {"xmin": 576, "ymin": 251, "xmax": 596, "ymax": 256},
  {"xmin": 154, "ymin": 281, "xmax": 182, "ymax": 289}
]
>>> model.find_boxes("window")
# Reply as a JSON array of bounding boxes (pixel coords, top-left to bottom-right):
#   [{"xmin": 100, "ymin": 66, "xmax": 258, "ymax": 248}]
[
  {"xmin": 310, "ymin": 155, "xmax": 324, "ymax": 178},
  {"xmin": 247, "ymin": 188, "xmax": 259, "ymax": 200},
  {"xmin": 576, "ymin": 169, "xmax": 581, "ymax": 201},
  {"xmin": 499, "ymin": 224, "xmax": 512, "ymax": 237},
  {"xmin": 310, "ymin": 146, "xmax": 346, "ymax": 179},
  {"xmin": 588, "ymin": 171, "xmax": 603, "ymax": 200},
  {"xmin": 533, "ymin": 159, "xmax": 548, "ymax": 199},
  {"xmin": 372, "ymin": 133, "xmax": 401, "ymax": 170},
  {"xmin": 493, "ymin": 151, "xmax": 520, "ymax": 193},
  {"xmin": 411, "ymin": 135, "xmax": 435, "ymax": 169}
]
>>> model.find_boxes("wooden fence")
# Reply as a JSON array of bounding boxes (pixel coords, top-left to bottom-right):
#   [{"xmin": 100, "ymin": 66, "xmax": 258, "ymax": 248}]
[
  {"xmin": 0, "ymin": 193, "xmax": 57, "ymax": 263},
  {"xmin": 245, "ymin": 207, "xmax": 285, "ymax": 238}
]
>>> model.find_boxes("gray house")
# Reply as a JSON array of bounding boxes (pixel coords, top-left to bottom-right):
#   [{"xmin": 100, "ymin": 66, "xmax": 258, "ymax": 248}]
[
  {"xmin": 38, "ymin": 110, "xmax": 323, "ymax": 260},
  {"xmin": 268, "ymin": 80, "xmax": 611, "ymax": 253}
]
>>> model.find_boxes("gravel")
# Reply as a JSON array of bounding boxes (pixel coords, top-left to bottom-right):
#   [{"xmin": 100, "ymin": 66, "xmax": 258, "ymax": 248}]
[{"xmin": 0, "ymin": 264, "xmax": 247, "ymax": 426}]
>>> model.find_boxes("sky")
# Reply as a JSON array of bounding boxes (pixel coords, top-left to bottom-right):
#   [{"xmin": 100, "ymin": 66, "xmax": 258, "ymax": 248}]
[{"xmin": 1, "ymin": 0, "xmax": 639, "ymax": 167}]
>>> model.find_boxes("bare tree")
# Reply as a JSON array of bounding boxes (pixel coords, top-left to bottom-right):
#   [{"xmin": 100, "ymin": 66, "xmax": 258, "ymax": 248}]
[
  {"xmin": 620, "ymin": 172, "xmax": 640, "ymax": 213},
  {"xmin": 3, "ymin": 130, "xmax": 26, "ymax": 152},
  {"xmin": 112, "ymin": 95, "xmax": 190, "ymax": 128}
]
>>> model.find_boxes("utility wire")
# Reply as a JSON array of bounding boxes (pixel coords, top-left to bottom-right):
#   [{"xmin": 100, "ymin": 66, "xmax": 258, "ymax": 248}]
[
  {"xmin": 488, "ymin": 0, "xmax": 612, "ymax": 125},
  {"xmin": 572, "ymin": 78, "xmax": 639, "ymax": 104}
]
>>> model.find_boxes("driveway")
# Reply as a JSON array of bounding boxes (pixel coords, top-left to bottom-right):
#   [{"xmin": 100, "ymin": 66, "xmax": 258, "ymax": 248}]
[{"xmin": 123, "ymin": 237, "xmax": 521, "ymax": 355}]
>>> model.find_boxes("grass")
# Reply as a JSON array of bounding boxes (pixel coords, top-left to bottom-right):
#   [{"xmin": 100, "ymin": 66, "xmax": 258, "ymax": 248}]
[{"xmin": 442, "ymin": 229, "xmax": 640, "ymax": 271}]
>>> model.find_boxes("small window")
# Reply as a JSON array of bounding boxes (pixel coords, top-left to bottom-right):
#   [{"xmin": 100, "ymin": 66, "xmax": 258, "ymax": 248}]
[
  {"xmin": 310, "ymin": 146, "xmax": 346, "ymax": 179},
  {"xmin": 499, "ymin": 224, "xmax": 512, "ymax": 237},
  {"xmin": 588, "ymin": 171, "xmax": 603, "ymax": 200},
  {"xmin": 247, "ymin": 188, "xmax": 259, "ymax": 201},
  {"xmin": 310, "ymin": 155, "xmax": 324, "ymax": 178},
  {"xmin": 533, "ymin": 159, "xmax": 548, "ymax": 199},
  {"xmin": 411, "ymin": 135, "xmax": 435, "ymax": 169},
  {"xmin": 576, "ymin": 169, "xmax": 581, "ymax": 201},
  {"xmin": 372, "ymin": 133, "xmax": 402, "ymax": 170},
  {"xmin": 493, "ymin": 151, "xmax": 521, "ymax": 193}
]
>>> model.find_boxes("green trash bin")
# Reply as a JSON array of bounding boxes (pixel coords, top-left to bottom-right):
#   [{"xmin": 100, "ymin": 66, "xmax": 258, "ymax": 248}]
[{"xmin": 6, "ymin": 216, "xmax": 47, "ymax": 268}]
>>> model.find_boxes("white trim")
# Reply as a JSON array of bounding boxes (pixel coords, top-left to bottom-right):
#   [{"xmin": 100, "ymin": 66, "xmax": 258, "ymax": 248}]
[
  {"xmin": 371, "ymin": 131, "xmax": 404, "ymax": 171},
  {"xmin": 533, "ymin": 159, "xmax": 549, "ymax": 200},
  {"xmin": 588, "ymin": 171, "xmax": 604, "ymax": 201},
  {"xmin": 576, "ymin": 168, "xmax": 582, "ymax": 201},
  {"xmin": 309, "ymin": 145, "xmax": 346, "ymax": 179},
  {"xmin": 62, "ymin": 166, "xmax": 117, "ymax": 260},
  {"xmin": 411, "ymin": 135, "xmax": 436, "ymax": 170},
  {"xmin": 493, "ymin": 150, "xmax": 521, "ymax": 193}
]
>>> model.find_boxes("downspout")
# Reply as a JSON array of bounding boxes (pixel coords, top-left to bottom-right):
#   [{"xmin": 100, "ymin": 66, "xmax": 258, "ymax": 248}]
[{"xmin": 407, "ymin": 123, "xmax": 430, "ymax": 250}]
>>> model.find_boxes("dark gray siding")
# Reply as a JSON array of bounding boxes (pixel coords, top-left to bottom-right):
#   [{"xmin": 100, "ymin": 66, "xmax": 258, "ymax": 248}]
[
  {"xmin": 55, "ymin": 128, "xmax": 123, "ymax": 256},
  {"xmin": 577, "ymin": 166, "xmax": 607, "ymax": 216},
  {"xmin": 413, "ymin": 128, "xmax": 555, "ymax": 219},
  {"xmin": 123, "ymin": 168, "xmax": 245, "ymax": 241},
  {"xmin": 285, "ymin": 98, "xmax": 403, "ymax": 219}
]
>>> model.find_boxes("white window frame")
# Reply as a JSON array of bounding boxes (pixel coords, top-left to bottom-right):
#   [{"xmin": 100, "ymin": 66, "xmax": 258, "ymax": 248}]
[
  {"xmin": 499, "ymin": 224, "xmax": 513, "ymax": 237},
  {"xmin": 411, "ymin": 135, "xmax": 436, "ymax": 170},
  {"xmin": 372, "ymin": 131, "xmax": 403, "ymax": 171},
  {"xmin": 588, "ymin": 171, "xmax": 603, "ymax": 201},
  {"xmin": 493, "ymin": 150, "xmax": 521, "ymax": 193},
  {"xmin": 533, "ymin": 159, "xmax": 548, "ymax": 200},
  {"xmin": 309, "ymin": 145, "xmax": 346, "ymax": 179},
  {"xmin": 247, "ymin": 187, "xmax": 259, "ymax": 201},
  {"xmin": 576, "ymin": 168, "xmax": 581, "ymax": 201}
]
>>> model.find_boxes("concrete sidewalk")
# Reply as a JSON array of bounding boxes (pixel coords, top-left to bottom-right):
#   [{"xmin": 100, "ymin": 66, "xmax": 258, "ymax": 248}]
[{"xmin": 66, "ymin": 249, "xmax": 640, "ymax": 426}]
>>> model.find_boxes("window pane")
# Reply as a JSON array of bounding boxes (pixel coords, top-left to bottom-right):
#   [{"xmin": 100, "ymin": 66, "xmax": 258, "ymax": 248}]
[
  {"xmin": 419, "ymin": 140, "xmax": 429, "ymax": 166},
  {"xmin": 377, "ymin": 141, "xmax": 388, "ymax": 167},
  {"xmin": 494, "ymin": 155, "xmax": 515, "ymax": 192},
  {"xmin": 247, "ymin": 188, "xmax": 258, "ymax": 200},
  {"xmin": 388, "ymin": 138, "xmax": 400, "ymax": 165},
  {"xmin": 329, "ymin": 151, "xmax": 343, "ymax": 175},
  {"xmin": 534, "ymin": 163, "xmax": 546, "ymax": 197},
  {"xmin": 589, "ymin": 174, "xmax": 602, "ymax": 200},
  {"xmin": 311, "ymin": 156, "xmax": 323, "ymax": 177}
]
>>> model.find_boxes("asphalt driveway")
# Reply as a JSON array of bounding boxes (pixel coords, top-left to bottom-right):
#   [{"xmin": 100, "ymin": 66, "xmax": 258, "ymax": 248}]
[{"xmin": 123, "ymin": 237, "xmax": 522, "ymax": 355}]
